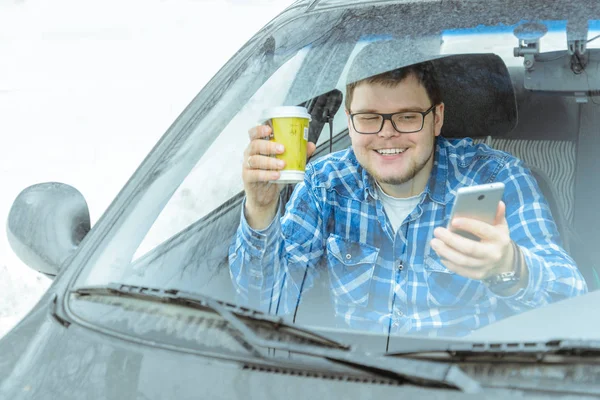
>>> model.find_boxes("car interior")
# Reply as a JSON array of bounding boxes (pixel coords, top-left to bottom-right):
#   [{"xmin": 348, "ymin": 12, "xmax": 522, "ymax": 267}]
[{"xmin": 129, "ymin": 47, "xmax": 600, "ymax": 330}]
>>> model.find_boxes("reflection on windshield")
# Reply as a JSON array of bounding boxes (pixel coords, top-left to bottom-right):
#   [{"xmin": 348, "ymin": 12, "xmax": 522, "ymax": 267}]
[
  {"xmin": 441, "ymin": 20, "xmax": 569, "ymax": 66},
  {"xmin": 133, "ymin": 48, "xmax": 311, "ymax": 259},
  {"xmin": 75, "ymin": 3, "xmax": 600, "ymax": 343}
]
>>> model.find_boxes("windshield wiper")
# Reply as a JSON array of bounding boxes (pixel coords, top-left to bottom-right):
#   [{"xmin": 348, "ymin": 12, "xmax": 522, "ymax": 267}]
[
  {"xmin": 387, "ymin": 339, "xmax": 600, "ymax": 362},
  {"xmin": 387, "ymin": 340, "xmax": 600, "ymax": 397},
  {"xmin": 72, "ymin": 283, "xmax": 481, "ymax": 393},
  {"xmin": 73, "ymin": 283, "xmax": 347, "ymax": 353}
]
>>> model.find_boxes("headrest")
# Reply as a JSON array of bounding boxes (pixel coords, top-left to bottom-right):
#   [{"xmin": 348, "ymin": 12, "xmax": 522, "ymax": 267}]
[
  {"xmin": 346, "ymin": 40, "xmax": 517, "ymax": 138},
  {"xmin": 434, "ymin": 54, "xmax": 517, "ymax": 137}
]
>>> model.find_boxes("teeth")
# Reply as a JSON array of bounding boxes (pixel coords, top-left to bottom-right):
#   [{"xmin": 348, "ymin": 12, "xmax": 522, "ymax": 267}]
[{"xmin": 376, "ymin": 148, "xmax": 406, "ymax": 155}]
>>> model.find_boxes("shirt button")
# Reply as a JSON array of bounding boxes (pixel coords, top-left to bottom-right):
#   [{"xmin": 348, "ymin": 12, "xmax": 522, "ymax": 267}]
[
  {"xmin": 397, "ymin": 261, "xmax": 403, "ymax": 271},
  {"xmin": 345, "ymin": 254, "xmax": 352, "ymax": 260}
]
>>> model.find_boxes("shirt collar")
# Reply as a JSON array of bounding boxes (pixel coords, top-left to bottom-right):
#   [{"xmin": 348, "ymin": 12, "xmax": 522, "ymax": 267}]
[
  {"xmin": 424, "ymin": 136, "xmax": 449, "ymax": 205},
  {"xmin": 360, "ymin": 160, "xmax": 377, "ymax": 202}
]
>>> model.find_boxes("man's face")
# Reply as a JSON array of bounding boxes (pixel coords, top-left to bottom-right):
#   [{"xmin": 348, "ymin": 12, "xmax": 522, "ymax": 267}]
[{"xmin": 347, "ymin": 75, "xmax": 444, "ymax": 189}]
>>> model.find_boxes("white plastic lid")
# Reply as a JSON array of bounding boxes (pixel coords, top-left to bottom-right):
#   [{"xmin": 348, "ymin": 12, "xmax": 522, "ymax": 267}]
[{"xmin": 261, "ymin": 106, "xmax": 312, "ymax": 122}]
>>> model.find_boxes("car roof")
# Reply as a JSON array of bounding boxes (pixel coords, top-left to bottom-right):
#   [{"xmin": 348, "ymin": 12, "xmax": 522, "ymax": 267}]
[{"xmin": 285, "ymin": 0, "xmax": 600, "ymax": 24}]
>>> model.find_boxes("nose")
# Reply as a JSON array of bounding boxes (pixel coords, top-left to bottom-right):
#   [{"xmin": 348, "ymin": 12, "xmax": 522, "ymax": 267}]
[{"xmin": 377, "ymin": 119, "xmax": 400, "ymax": 138}]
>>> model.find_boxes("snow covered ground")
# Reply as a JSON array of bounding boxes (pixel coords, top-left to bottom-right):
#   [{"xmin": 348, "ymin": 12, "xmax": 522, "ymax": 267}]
[{"xmin": 0, "ymin": 0, "xmax": 292, "ymax": 338}]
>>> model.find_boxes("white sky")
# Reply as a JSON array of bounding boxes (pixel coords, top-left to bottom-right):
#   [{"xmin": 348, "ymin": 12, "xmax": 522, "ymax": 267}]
[{"xmin": 0, "ymin": 0, "xmax": 293, "ymax": 338}]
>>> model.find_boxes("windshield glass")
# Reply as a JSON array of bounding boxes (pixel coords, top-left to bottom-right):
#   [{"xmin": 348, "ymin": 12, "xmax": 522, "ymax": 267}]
[{"xmin": 72, "ymin": 0, "xmax": 600, "ymax": 346}]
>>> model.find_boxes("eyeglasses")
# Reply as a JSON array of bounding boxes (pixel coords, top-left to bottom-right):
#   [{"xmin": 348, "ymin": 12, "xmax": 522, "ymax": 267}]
[{"xmin": 349, "ymin": 104, "xmax": 436, "ymax": 134}]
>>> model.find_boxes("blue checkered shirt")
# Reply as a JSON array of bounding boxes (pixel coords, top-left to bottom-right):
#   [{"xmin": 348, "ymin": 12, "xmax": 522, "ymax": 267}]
[{"xmin": 228, "ymin": 137, "xmax": 587, "ymax": 337}]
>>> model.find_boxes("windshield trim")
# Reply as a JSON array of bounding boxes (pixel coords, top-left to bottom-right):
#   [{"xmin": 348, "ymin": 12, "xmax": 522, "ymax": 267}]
[{"xmin": 55, "ymin": 0, "xmax": 600, "ymax": 346}]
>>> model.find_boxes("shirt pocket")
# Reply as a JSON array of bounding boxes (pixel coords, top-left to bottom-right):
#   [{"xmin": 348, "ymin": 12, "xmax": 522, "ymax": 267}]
[
  {"xmin": 326, "ymin": 234, "xmax": 379, "ymax": 307},
  {"xmin": 423, "ymin": 255, "xmax": 485, "ymax": 308}
]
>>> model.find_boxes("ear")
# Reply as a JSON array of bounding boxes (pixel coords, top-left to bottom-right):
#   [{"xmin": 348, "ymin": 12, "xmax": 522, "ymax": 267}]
[
  {"xmin": 434, "ymin": 102, "xmax": 444, "ymax": 137},
  {"xmin": 345, "ymin": 109, "xmax": 354, "ymax": 141}
]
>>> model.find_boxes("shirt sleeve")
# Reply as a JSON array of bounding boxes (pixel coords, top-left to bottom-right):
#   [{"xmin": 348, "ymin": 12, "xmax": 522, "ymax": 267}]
[
  {"xmin": 489, "ymin": 156, "xmax": 587, "ymax": 310},
  {"xmin": 228, "ymin": 165, "xmax": 326, "ymax": 315}
]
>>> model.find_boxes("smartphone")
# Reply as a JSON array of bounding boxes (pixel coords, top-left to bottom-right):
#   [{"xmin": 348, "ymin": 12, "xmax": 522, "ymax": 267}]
[{"xmin": 447, "ymin": 182, "xmax": 505, "ymax": 241}]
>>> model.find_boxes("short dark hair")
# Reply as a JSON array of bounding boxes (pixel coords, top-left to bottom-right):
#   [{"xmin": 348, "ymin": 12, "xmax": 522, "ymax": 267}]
[{"xmin": 345, "ymin": 61, "xmax": 442, "ymax": 111}]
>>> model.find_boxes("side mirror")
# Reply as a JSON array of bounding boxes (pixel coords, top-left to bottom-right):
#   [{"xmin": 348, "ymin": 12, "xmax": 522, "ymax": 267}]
[{"xmin": 6, "ymin": 183, "xmax": 91, "ymax": 278}]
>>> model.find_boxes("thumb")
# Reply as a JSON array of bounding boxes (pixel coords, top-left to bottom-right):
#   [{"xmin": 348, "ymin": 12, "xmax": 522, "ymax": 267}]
[
  {"xmin": 494, "ymin": 200, "xmax": 506, "ymax": 225},
  {"xmin": 307, "ymin": 141, "xmax": 317, "ymax": 159}
]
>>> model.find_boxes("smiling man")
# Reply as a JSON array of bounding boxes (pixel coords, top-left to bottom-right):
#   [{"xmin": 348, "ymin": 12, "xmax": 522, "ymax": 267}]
[{"xmin": 229, "ymin": 43, "xmax": 586, "ymax": 337}]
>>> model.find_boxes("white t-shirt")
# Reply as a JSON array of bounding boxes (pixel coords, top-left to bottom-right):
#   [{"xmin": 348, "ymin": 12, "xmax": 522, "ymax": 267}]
[{"xmin": 374, "ymin": 181, "xmax": 422, "ymax": 234}]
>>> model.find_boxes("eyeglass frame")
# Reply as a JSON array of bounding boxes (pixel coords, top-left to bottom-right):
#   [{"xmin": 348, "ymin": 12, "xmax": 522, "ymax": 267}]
[{"xmin": 349, "ymin": 104, "xmax": 437, "ymax": 134}]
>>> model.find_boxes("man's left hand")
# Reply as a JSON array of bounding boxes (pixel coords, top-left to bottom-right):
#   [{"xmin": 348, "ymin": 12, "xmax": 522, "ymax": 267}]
[{"xmin": 430, "ymin": 201, "xmax": 519, "ymax": 283}]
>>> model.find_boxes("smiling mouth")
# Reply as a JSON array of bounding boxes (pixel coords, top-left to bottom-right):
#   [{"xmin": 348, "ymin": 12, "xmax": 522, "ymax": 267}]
[{"xmin": 375, "ymin": 148, "xmax": 407, "ymax": 155}]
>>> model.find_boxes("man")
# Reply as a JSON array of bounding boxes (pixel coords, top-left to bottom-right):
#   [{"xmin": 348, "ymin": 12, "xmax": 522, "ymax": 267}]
[{"xmin": 228, "ymin": 46, "xmax": 586, "ymax": 337}]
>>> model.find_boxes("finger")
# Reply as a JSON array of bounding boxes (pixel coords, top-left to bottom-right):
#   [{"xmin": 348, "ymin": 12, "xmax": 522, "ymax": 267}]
[
  {"xmin": 246, "ymin": 155, "xmax": 285, "ymax": 171},
  {"xmin": 440, "ymin": 258, "xmax": 490, "ymax": 281},
  {"xmin": 451, "ymin": 217, "xmax": 502, "ymax": 242},
  {"xmin": 248, "ymin": 139, "xmax": 285, "ymax": 157},
  {"xmin": 248, "ymin": 125, "xmax": 273, "ymax": 141},
  {"xmin": 243, "ymin": 168, "xmax": 281, "ymax": 184},
  {"xmin": 307, "ymin": 142, "xmax": 317, "ymax": 159},
  {"xmin": 494, "ymin": 200, "xmax": 506, "ymax": 225},
  {"xmin": 433, "ymin": 227, "xmax": 492, "ymax": 259},
  {"xmin": 430, "ymin": 238, "xmax": 485, "ymax": 269}
]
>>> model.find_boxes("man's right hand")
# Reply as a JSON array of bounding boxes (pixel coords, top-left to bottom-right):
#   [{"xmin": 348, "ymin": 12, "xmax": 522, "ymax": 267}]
[{"xmin": 242, "ymin": 124, "xmax": 316, "ymax": 230}]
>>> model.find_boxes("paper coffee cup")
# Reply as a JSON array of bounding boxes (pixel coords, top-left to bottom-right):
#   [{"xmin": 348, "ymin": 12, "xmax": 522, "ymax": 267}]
[{"xmin": 261, "ymin": 106, "xmax": 311, "ymax": 184}]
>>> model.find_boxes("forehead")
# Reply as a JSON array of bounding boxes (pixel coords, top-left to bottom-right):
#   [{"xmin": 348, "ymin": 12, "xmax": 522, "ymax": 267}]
[{"xmin": 350, "ymin": 75, "xmax": 430, "ymax": 110}]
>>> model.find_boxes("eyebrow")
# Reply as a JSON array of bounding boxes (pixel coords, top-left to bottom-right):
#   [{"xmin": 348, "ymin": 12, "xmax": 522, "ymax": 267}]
[{"xmin": 352, "ymin": 106, "xmax": 429, "ymax": 113}]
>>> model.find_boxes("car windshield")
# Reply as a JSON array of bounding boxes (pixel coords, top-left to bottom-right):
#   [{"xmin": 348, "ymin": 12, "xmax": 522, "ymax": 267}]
[{"xmin": 71, "ymin": 0, "xmax": 600, "ymax": 345}]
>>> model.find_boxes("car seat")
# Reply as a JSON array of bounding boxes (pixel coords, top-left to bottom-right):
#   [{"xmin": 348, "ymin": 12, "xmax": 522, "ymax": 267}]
[{"xmin": 468, "ymin": 67, "xmax": 600, "ymax": 289}]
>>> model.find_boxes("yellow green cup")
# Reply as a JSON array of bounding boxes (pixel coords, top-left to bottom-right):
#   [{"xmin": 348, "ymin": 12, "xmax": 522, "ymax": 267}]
[{"xmin": 261, "ymin": 106, "xmax": 312, "ymax": 184}]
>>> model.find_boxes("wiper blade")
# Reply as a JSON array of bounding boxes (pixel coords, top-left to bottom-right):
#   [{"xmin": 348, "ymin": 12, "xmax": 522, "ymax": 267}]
[
  {"xmin": 388, "ymin": 340, "xmax": 600, "ymax": 397},
  {"xmin": 73, "ymin": 283, "xmax": 481, "ymax": 393},
  {"xmin": 388, "ymin": 339, "xmax": 600, "ymax": 362},
  {"xmin": 73, "ymin": 283, "xmax": 347, "ymax": 352}
]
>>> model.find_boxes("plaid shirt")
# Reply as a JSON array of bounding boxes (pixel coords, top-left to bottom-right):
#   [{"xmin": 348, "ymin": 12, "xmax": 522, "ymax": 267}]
[{"xmin": 228, "ymin": 137, "xmax": 587, "ymax": 337}]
